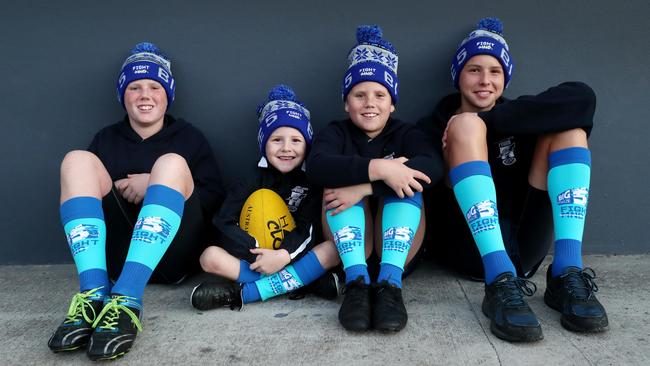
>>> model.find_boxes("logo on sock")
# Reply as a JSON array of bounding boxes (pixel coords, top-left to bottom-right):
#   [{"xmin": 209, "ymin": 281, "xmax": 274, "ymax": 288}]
[
  {"xmin": 132, "ymin": 216, "xmax": 173, "ymax": 244},
  {"xmin": 383, "ymin": 227, "xmax": 414, "ymax": 253},
  {"xmin": 334, "ymin": 226, "xmax": 363, "ymax": 255},
  {"xmin": 466, "ymin": 200, "xmax": 499, "ymax": 234},
  {"xmin": 269, "ymin": 269, "xmax": 301, "ymax": 295},
  {"xmin": 67, "ymin": 224, "xmax": 100, "ymax": 255},
  {"xmin": 557, "ymin": 187, "xmax": 588, "ymax": 219}
]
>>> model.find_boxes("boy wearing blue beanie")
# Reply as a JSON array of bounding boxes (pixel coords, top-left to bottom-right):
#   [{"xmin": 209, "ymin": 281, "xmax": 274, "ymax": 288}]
[
  {"xmin": 190, "ymin": 85, "xmax": 341, "ymax": 310},
  {"xmin": 307, "ymin": 25, "xmax": 444, "ymax": 332},
  {"xmin": 418, "ymin": 18, "xmax": 608, "ymax": 342},
  {"xmin": 48, "ymin": 42, "xmax": 224, "ymax": 360}
]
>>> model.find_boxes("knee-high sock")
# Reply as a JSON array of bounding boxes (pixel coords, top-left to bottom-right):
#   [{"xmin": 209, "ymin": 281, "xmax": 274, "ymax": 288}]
[
  {"xmin": 548, "ymin": 147, "xmax": 591, "ymax": 277},
  {"xmin": 60, "ymin": 197, "xmax": 110, "ymax": 295},
  {"xmin": 111, "ymin": 185, "xmax": 184, "ymax": 301},
  {"xmin": 242, "ymin": 251, "xmax": 326, "ymax": 303},
  {"xmin": 326, "ymin": 202, "xmax": 369, "ymax": 284},
  {"xmin": 237, "ymin": 260, "xmax": 262, "ymax": 283},
  {"xmin": 377, "ymin": 192, "xmax": 422, "ymax": 288},
  {"xmin": 450, "ymin": 161, "xmax": 515, "ymax": 284}
]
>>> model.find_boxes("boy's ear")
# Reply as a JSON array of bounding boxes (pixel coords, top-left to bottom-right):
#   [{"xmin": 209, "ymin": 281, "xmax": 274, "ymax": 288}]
[
  {"xmin": 390, "ymin": 104, "xmax": 395, "ymax": 113},
  {"xmin": 344, "ymin": 101, "xmax": 349, "ymax": 113}
]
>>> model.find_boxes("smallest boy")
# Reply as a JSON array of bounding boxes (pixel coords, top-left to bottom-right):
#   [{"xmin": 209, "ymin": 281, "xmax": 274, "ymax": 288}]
[{"xmin": 191, "ymin": 85, "xmax": 340, "ymax": 309}]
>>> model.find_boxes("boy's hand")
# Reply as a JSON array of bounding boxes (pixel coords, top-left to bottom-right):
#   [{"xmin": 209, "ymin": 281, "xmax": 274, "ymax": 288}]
[
  {"xmin": 249, "ymin": 248, "xmax": 290, "ymax": 275},
  {"xmin": 369, "ymin": 157, "xmax": 430, "ymax": 198},
  {"xmin": 324, "ymin": 183, "xmax": 372, "ymax": 216},
  {"xmin": 114, "ymin": 173, "xmax": 150, "ymax": 204}
]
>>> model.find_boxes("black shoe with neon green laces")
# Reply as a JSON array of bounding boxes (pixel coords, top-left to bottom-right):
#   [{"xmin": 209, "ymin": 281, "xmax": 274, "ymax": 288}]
[
  {"xmin": 48, "ymin": 287, "xmax": 106, "ymax": 352},
  {"xmin": 86, "ymin": 295, "xmax": 143, "ymax": 361}
]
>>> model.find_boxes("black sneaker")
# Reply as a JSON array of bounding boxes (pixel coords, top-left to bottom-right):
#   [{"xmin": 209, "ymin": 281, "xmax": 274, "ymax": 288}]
[
  {"xmin": 482, "ymin": 273, "xmax": 543, "ymax": 342},
  {"xmin": 372, "ymin": 281, "xmax": 407, "ymax": 332},
  {"xmin": 289, "ymin": 272, "xmax": 342, "ymax": 301},
  {"xmin": 544, "ymin": 266, "xmax": 609, "ymax": 332},
  {"xmin": 86, "ymin": 295, "xmax": 143, "ymax": 361},
  {"xmin": 338, "ymin": 276, "xmax": 371, "ymax": 331},
  {"xmin": 190, "ymin": 282, "xmax": 243, "ymax": 311},
  {"xmin": 48, "ymin": 287, "xmax": 106, "ymax": 352}
]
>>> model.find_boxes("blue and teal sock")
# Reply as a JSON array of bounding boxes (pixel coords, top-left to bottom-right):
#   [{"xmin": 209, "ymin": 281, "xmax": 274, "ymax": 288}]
[
  {"xmin": 326, "ymin": 202, "xmax": 369, "ymax": 284},
  {"xmin": 237, "ymin": 260, "xmax": 261, "ymax": 283},
  {"xmin": 242, "ymin": 251, "xmax": 326, "ymax": 303},
  {"xmin": 111, "ymin": 185, "xmax": 185, "ymax": 302},
  {"xmin": 60, "ymin": 196, "xmax": 110, "ymax": 296},
  {"xmin": 450, "ymin": 161, "xmax": 515, "ymax": 284},
  {"xmin": 548, "ymin": 147, "xmax": 591, "ymax": 277},
  {"xmin": 377, "ymin": 192, "xmax": 422, "ymax": 288}
]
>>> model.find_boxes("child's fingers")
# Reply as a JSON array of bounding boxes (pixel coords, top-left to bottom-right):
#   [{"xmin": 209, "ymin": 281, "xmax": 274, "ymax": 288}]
[{"xmin": 413, "ymin": 170, "xmax": 431, "ymax": 184}]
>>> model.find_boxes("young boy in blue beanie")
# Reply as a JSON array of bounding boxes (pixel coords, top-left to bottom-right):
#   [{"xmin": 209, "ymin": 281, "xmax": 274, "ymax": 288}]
[
  {"xmin": 417, "ymin": 18, "xmax": 608, "ymax": 342},
  {"xmin": 48, "ymin": 42, "xmax": 224, "ymax": 360},
  {"xmin": 190, "ymin": 85, "xmax": 341, "ymax": 310},
  {"xmin": 307, "ymin": 25, "xmax": 444, "ymax": 332}
]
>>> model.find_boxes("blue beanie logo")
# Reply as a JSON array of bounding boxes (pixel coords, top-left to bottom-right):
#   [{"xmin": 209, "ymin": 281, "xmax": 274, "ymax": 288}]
[{"xmin": 451, "ymin": 18, "xmax": 514, "ymax": 89}]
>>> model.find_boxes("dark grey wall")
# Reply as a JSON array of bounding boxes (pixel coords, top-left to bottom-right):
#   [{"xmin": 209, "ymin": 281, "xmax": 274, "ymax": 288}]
[{"xmin": 2, "ymin": 1, "xmax": 648, "ymax": 264}]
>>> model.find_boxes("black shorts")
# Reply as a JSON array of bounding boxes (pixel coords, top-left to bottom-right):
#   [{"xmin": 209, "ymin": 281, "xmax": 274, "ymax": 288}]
[
  {"xmin": 424, "ymin": 134, "xmax": 553, "ymax": 280},
  {"xmin": 102, "ymin": 188, "xmax": 213, "ymax": 284}
]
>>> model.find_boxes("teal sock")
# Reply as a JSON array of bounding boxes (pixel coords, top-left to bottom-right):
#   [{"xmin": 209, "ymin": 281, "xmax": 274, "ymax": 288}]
[
  {"xmin": 60, "ymin": 196, "xmax": 110, "ymax": 295},
  {"xmin": 112, "ymin": 185, "xmax": 185, "ymax": 301},
  {"xmin": 450, "ymin": 161, "xmax": 515, "ymax": 284},
  {"xmin": 326, "ymin": 202, "xmax": 369, "ymax": 284},
  {"xmin": 548, "ymin": 147, "xmax": 591, "ymax": 277},
  {"xmin": 243, "ymin": 251, "xmax": 325, "ymax": 303},
  {"xmin": 377, "ymin": 192, "xmax": 422, "ymax": 288}
]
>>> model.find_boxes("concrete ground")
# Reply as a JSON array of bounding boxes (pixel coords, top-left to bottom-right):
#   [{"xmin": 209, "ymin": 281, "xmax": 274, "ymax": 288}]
[{"xmin": 1, "ymin": 254, "xmax": 649, "ymax": 366}]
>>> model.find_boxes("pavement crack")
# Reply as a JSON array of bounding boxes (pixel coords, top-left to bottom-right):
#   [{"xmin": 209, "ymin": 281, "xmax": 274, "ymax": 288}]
[{"xmin": 457, "ymin": 278, "xmax": 502, "ymax": 365}]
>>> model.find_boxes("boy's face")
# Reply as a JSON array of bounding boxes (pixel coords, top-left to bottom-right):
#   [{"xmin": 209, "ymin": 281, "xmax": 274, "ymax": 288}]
[
  {"xmin": 345, "ymin": 81, "xmax": 395, "ymax": 139},
  {"xmin": 265, "ymin": 126, "xmax": 307, "ymax": 173},
  {"xmin": 123, "ymin": 79, "xmax": 168, "ymax": 128},
  {"xmin": 458, "ymin": 55, "xmax": 505, "ymax": 112}
]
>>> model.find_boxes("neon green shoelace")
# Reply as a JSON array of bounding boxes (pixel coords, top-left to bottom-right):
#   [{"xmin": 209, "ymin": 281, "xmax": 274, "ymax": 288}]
[
  {"xmin": 92, "ymin": 296, "xmax": 143, "ymax": 332},
  {"xmin": 63, "ymin": 287, "xmax": 104, "ymax": 324}
]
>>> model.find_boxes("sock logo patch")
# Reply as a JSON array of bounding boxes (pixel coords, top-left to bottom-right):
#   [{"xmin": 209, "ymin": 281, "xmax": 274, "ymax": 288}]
[
  {"xmin": 382, "ymin": 227, "xmax": 414, "ymax": 253},
  {"xmin": 334, "ymin": 226, "xmax": 363, "ymax": 255},
  {"xmin": 132, "ymin": 216, "xmax": 173, "ymax": 244},
  {"xmin": 269, "ymin": 269, "xmax": 301, "ymax": 295},
  {"xmin": 557, "ymin": 188, "xmax": 588, "ymax": 219},
  {"xmin": 466, "ymin": 200, "xmax": 499, "ymax": 235},
  {"xmin": 67, "ymin": 224, "xmax": 101, "ymax": 255}
]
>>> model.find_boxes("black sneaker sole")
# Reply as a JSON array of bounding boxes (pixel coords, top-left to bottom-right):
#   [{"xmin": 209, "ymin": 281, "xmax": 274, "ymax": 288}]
[
  {"xmin": 481, "ymin": 302, "xmax": 544, "ymax": 342},
  {"xmin": 87, "ymin": 350, "xmax": 129, "ymax": 361},
  {"xmin": 544, "ymin": 290, "xmax": 609, "ymax": 333}
]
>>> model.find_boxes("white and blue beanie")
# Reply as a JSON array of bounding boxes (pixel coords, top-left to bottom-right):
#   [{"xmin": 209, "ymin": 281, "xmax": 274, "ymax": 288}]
[
  {"xmin": 257, "ymin": 85, "xmax": 313, "ymax": 157},
  {"xmin": 117, "ymin": 42, "xmax": 175, "ymax": 109},
  {"xmin": 342, "ymin": 25, "xmax": 399, "ymax": 103},
  {"xmin": 451, "ymin": 17, "xmax": 514, "ymax": 89}
]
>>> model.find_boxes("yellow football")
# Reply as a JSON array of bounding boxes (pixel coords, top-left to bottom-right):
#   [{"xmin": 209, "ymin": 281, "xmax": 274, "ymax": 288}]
[{"xmin": 239, "ymin": 188, "xmax": 296, "ymax": 250}]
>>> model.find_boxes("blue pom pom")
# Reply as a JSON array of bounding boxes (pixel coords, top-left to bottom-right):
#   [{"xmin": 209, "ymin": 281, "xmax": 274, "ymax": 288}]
[
  {"xmin": 268, "ymin": 84, "xmax": 297, "ymax": 102},
  {"xmin": 477, "ymin": 17, "xmax": 504, "ymax": 35},
  {"xmin": 131, "ymin": 42, "xmax": 161, "ymax": 55},
  {"xmin": 356, "ymin": 25, "xmax": 383, "ymax": 43}
]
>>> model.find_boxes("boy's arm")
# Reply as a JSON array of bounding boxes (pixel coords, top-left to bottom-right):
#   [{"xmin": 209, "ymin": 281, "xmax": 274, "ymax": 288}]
[
  {"xmin": 306, "ymin": 123, "xmax": 373, "ymax": 188},
  {"xmin": 212, "ymin": 180, "xmax": 258, "ymax": 263},
  {"xmin": 478, "ymin": 81, "xmax": 596, "ymax": 136}
]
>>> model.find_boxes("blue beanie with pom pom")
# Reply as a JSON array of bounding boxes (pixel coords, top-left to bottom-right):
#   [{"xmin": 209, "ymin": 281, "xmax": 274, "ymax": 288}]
[
  {"xmin": 451, "ymin": 17, "xmax": 514, "ymax": 89},
  {"xmin": 116, "ymin": 42, "xmax": 175, "ymax": 109},
  {"xmin": 257, "ymin": 85, "xmax": 313, "ymax": 157},
  {"xmin": 342, "ymin": 25, "xmax": 399, "ymax": 103}
]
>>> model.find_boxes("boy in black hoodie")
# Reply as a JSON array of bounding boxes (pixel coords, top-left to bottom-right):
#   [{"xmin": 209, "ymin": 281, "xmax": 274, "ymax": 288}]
[
  {"xmin": 48, "ymin": 42, "xmax": 224, "ymax": 360},
  {"xmin": 307, "ymin": 25, "xmax": 444, "ymax": 332},
  {"xmin": 417, "ymin": 18, "xmax": 608, "ymax": 342}
]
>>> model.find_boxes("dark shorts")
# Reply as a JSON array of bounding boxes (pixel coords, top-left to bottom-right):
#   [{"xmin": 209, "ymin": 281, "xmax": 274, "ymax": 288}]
[
  {"xmin": 424, "ymin": 134, "xmax": 553, "ymax": 280},
  {"xmin": 102, "ymin": 188, "xmax": 213, "ymax": 284}
]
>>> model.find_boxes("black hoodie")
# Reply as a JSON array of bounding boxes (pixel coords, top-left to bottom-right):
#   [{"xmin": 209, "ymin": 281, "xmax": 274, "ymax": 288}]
[
  {"xmin": 307, "ymin": 117, "xmax": 444, "ymax": 195},
  {"xmin": 87, "ymin": 115, "xmax": 224, "ymax": 216}
]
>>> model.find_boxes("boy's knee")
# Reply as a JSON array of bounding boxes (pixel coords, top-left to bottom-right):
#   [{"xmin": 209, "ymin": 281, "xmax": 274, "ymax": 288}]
[
  {"xmin": 199, "ymin": 246, "xmax": 221, "ymax": 272},
  {"xmin": 446, "ymin": 113, "xmax": 487, "ymax": 147},
  {"xmin": 61, "ymin": 150, "xmax": 98, "ymax": 168},
  {"xmin": 153, "ymin": 153, "xmax": 189, "ymax": 172}
]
